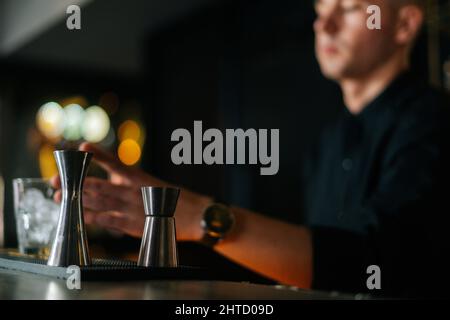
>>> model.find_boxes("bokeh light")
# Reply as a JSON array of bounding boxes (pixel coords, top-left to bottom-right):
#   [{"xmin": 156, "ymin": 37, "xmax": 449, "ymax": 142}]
[
  {"xmin": 36, "ymin": 102, "xmax": 65, "ymax": 139},
  {"xmin": 118, "ymin": 139, "xmax": 141, "ymax": 166},
  {"xmin": 60, "ymin": 96, "xmax": 88, "ymax": 108},
  {"xmin": 39, "ymin": 144, "xmax": 58, "ymax": 178},
  {"xmin": 81, "ymin": 106, "xmax": 110, "ymax": 143},
  {"xmin": 118, "ymin": 120, "xmax": 141, "ymax": 142},
  {"xmin": 63, "ymin": 104, "xmax": 85, "ymax": 141}
]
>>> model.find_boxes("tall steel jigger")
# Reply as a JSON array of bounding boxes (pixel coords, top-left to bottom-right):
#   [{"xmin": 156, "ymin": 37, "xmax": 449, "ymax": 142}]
[
  {"xmin": 138, "ymin": 187, "xmax": 180, "ymax": 267},
  {"xmin": 47, "ymin": 150, "xmax": 92, "ymax": 267}
]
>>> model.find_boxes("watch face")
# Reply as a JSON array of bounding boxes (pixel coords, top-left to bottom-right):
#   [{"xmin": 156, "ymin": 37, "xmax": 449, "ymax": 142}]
[{"xmin": 202, "ymin": 204, "xmax": 235, "ymax": 238}]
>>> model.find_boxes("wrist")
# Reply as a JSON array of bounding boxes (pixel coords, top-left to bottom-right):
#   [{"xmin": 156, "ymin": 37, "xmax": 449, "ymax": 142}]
[
  {"xmin": 193, "ymin": 195, "xmax": 214, "ymax": 241},
  {"xmin": 178, "ymin": 189, "xmax": 213, "ymax": 242}
]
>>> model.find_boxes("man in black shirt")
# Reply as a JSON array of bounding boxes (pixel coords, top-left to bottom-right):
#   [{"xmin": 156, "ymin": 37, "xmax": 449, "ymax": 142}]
[
  {"xmin": 304, "ymin": 71, "xmax": 450, "ymax": 297},
  {"xmin": 51, "ymin": 0, "xmax": 450, "ymax": 297}
]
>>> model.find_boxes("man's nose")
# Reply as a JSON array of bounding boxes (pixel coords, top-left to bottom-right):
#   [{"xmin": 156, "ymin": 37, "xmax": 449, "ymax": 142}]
[{"xmin": 314, "ymin": 13, "xmax": 339, "ymax": 35}]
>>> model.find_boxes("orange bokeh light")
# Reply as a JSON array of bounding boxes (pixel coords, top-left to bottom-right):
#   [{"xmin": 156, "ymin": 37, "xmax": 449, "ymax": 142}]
[
  {"xmin": 118, "ymin": 120, "xmax": 141, "ymax": 143},
  {"xmin": 118, "ymin": 139, "xmax": 142, "ymax": 166}
]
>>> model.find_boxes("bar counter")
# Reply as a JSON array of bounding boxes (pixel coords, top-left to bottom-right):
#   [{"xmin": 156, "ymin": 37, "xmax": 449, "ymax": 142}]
[{"xmin": 0, "ymin": 267, "xmax": 365, "ymax": 300}]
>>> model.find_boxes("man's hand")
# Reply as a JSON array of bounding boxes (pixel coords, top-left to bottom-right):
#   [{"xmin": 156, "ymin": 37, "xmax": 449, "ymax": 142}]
[{"xmin": 50, "ymin": 142, "xmax": 211, "ymax": 241}]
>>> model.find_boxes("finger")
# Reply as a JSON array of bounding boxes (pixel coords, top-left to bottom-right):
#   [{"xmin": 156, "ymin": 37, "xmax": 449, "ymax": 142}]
[
  {"xmin": 50, "ymin": 175, "xmax": 61, "ymax": 189},
  {"xmin": 55, "ymin": 180, "xmax": 141, "ymax": 215},
  {"xmin": 94, "ymin": 212, "xmax": 142, "ymax": 237},
  {"xmin": 79, "ymin": 142, "xmax": 129, "ymax": 177},
  {"xmin": 83, "ymin": 190, "xmax": 140, "ymax": 213},
  {"xmin": 83, "ymin": 177, "xmax": 135, "ymax": 202},
  {"xmin": 84, "ymin": 209, "xmax": 111, "ymax": 225},
  {"xmin": 84, "ymin": 209, "xmax": 96, "ymax": 224},
  {"xmin": 54, "ymin": 190, "xmax": 62, "ymax": 203}
]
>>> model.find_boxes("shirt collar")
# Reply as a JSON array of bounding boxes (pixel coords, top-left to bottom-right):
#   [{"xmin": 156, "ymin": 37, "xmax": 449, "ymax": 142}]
[{"xmin": 343, "ymin": 70, "xmax": 420, "ymax": 123}]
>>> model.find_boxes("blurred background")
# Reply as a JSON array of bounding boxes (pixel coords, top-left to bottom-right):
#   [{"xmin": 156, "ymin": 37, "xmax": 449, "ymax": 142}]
[{"xmin": 0, "ymin": 0, "xmax": 449, "ymax": 282}]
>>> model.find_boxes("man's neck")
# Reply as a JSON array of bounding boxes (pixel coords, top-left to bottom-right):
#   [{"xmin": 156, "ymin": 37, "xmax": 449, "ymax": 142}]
[{"xmin": 340, "ymin": 57, "xmax": 409, "ymax": 115}]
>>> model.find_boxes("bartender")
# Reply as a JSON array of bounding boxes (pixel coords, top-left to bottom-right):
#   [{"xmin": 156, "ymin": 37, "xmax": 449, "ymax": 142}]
[{"xmin": 52, "ymin": 0, "xmax": 450, "ymax": 297}]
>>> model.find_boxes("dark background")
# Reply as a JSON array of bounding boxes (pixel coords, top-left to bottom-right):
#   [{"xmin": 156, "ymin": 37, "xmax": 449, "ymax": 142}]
[{"xmin": 0, "ymin": 0, "xmax": 448, "ymax": 282}]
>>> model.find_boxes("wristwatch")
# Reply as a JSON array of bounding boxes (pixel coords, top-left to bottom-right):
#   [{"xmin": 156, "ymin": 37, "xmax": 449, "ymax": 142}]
[{"xmin": 200, "ymin": 203, "xmax": 235, "ymax": 248}]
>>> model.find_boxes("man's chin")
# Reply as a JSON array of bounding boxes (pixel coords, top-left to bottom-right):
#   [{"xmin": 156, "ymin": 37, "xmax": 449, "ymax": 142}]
[
  {"xmin": 319, "ymin": 66, "xmax": 343, "ymax": 81},
  {"xmin": 317, "ymin": 58, "xmax": 346, "ymax": 80}
]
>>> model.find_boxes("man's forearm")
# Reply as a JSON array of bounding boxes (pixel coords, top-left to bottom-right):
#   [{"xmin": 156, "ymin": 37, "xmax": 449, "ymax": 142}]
[
  {"xmin": 213, "ymin": 206, "xmax": 313, "ymax": 288},
  {"xmin": 178, "ymin": 188, "xmax": 313, "ymax": 288}
]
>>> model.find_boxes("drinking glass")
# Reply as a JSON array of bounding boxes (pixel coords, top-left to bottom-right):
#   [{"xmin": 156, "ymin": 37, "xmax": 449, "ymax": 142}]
[{"xmin": 13, "ymin": 178, "xmax": 60, "ymax": 257}]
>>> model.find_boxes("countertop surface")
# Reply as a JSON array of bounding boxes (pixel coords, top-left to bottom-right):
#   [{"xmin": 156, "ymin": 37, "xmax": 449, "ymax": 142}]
[{"xmin": 0, "ymin": 267, "xmax": 366, "ymax": 300}]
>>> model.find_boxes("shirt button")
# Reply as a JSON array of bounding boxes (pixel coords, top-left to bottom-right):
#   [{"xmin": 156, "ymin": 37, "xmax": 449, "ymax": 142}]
[{"xmin": 342, "ymin": 158, "xmax": 353, "ymax": 171}]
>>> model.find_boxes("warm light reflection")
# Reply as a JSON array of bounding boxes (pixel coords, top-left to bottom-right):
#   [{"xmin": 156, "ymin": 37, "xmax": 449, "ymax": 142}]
[
  {"xmin": 39, "ymin": 144, "xmax": 58, "ymax": 178},
  {"xmin": 36, "ymin": 102, "xmax": 65, "ymax": 139},
  {"xmin": 81, "ymin": 106, "xmax": 110, "ymax": 143},
  {"xmin": 118, "ymin": 139, "xmax": 141, "ymax": 166},
  {"xmin": 118, "ymin": 120, "xmax": 141, "ymax": 142}
]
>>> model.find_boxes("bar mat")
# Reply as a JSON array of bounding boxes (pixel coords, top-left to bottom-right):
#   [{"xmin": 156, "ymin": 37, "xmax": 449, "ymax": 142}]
[{"xmin": 0, "ymin": 253, "xmax": 233, "ymax": 281}]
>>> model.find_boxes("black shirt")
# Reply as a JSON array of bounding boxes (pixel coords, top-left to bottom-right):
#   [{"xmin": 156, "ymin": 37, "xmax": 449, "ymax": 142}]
[{"xmin": 303, "ymin": 71, "xmax": 450, "ymax": 298}]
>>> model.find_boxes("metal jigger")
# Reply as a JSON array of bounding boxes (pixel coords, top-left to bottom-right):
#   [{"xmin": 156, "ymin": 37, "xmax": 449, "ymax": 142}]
[
  {"xmin": 47, "ymin": 150, "xmax": 92, "ymax": 267},
  {"xmin": 137, "ymin": 187, "xmax": 180, "ymax": 268}
]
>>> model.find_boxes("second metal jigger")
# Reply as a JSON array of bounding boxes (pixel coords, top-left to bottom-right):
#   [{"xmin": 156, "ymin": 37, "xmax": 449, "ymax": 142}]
[
  {"xmin": 47, "ymin": 150, "xmax": 92, "ymax": 267},
  {"xmin": 138, "ymin": 187, "xmax": 180, "ymax": 267}
]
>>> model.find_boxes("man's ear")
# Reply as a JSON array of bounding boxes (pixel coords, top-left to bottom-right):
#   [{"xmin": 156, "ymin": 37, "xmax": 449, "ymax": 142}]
[{"xmin": 395, "ymin": 5, "xmax": 424, "ymax": 46}]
